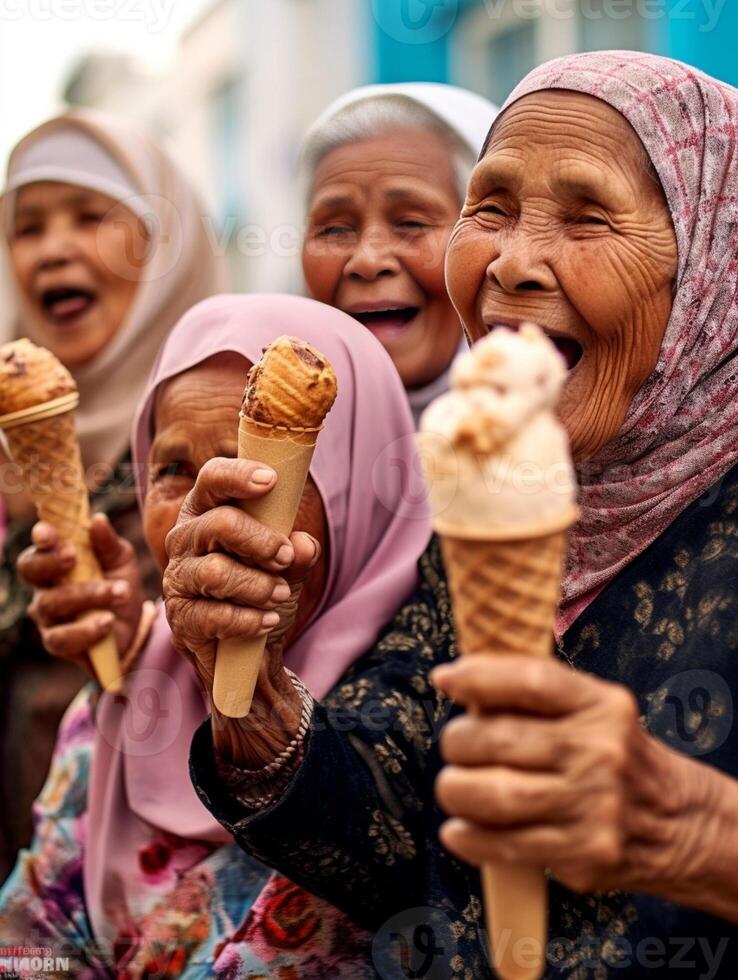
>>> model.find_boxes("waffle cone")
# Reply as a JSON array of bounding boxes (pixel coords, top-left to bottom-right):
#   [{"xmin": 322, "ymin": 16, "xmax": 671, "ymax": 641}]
[
  {"xmin": 440, "ymin": 531, "xmax": 567, "ymax": 659},
  {"xmin": 439, "ymin": 529, "xmax": 568, "ymax": 980},
  {"xmin": 5, "ymin": 411, "xmax": 121, "ymax": 691}
]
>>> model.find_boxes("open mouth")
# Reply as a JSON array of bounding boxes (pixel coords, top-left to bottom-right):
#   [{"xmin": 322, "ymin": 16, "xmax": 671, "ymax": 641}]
[
  {"xmin": 485, "ymin": 319, "xmax": 583, "ymax": 370},
  {"xmin": 350, "ymin": 307, "xmax": 420, "ymax": 333},
  {"xmin": 40, "ymin": 287, "xmax": 97, "ymax": 325},
  {"xmin": 550, "ymin": 336, "xmax": 583, "ymax": 370}
]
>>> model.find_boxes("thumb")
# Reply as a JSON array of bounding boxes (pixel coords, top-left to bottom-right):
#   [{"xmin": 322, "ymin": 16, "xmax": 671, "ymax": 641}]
[
  {"xmin": 89, "ymin": 512, "xmax": 133, "ymax": 573},
  {"xmin": 284, "ymin": 531, "xmax": 321, "ymax": 587}
]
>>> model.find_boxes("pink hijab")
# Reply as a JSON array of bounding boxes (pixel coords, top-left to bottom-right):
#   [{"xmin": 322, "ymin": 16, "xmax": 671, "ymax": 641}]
[
  {"xmin": 86, "ymin": 294, "xmax": 431, "ymax": 940},
  {"xmin": 493, "ymin": 52, "xmax": 738, "ymax": 636}
]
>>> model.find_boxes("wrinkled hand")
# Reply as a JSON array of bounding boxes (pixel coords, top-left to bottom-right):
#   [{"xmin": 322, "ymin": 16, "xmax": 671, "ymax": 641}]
[
  {"xmin": 163, "ymin": 458, "xmax": 319, "ymax": 766},
  {"xmin": 432, "ymin": 654, "xmax": 715, "ymax": 899},
  {"xmin": 20, "ymin": 513, "xmax": 144, "ymax": 678}
]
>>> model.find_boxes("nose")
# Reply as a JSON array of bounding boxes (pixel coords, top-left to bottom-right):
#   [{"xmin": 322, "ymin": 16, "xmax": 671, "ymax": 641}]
[
  {"xmin": 33, "ymin": 216, "xmax": 82, "ymax": 273},
  {"xmin": 344, "ymin": 226, "xmax": 400, "ymax": 281},
  {"xmin": 486, "ymin": 230, "xmax": 557, "ymax": 294}
]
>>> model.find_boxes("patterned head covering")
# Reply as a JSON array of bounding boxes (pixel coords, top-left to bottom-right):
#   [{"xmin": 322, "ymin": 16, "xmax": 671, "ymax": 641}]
[{"xmin": 490, "ymin": 51, "xmax": 738, "ymax": 635}]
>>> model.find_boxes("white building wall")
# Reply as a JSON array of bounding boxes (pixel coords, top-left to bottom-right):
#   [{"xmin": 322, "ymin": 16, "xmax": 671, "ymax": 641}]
[{"xmin": 62, "ymin": 0, "xmax": 372, "ymax": 292}]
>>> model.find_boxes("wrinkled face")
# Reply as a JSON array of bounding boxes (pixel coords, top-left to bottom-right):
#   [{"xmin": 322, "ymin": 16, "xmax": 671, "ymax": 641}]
[
  {"xmin": 446, "ymin": 91, "xmax": 678, "ymax": 460},
  {"xmin": 9, "ymin": 181, "xmax": 147, "ymax": 368},
  {"xmin": 303, "ymin": 127, "xmax": 463, "ymax": 389},
  {"xmin": 144, "ymin": 353, "xmax": 329, "ymax": 644}
]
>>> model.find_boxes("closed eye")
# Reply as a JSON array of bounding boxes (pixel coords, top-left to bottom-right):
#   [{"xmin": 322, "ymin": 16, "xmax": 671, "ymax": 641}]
[
  {"xmin": 478, "ymin": 204, "xmax": 507, "ymax": 217},
  {"xmin": 317, "ymin": 225, "xmax": 355, "ymax": 238},
  {"xmin": 578, "ymin": 215, "xmax": 609, "ymax": 226},
  {"xmin": 152, "ymin": 461, "xmax": 195, "ymax": 482},
  {"xmin": 13, "ymin": 223, "xmax": 42, "ymax": 238}
]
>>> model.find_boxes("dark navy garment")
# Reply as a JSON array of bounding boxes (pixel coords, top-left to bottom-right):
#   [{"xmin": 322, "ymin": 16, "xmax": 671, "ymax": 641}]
[{"xmin": 192, "ymin": 462, "xmax": 738, "ymax": 980}]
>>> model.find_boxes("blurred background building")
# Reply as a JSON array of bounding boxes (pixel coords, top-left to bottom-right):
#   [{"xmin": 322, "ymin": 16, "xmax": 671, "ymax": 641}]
[{"xmin": 2, "ymin": 0, "xmax": 737, "ymax": 296}]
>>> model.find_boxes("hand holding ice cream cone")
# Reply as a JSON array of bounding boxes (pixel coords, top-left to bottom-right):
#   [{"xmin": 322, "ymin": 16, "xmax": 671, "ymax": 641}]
[
  {"xmin": 0, "ymin": 339, "xmax": 123, "ymax": 691},
  {"xmin": 19, "ymin": 513, "xmax": 146, "ymax": 679},
  {"xmin": 213, "ymin": 336, "xmax": 337, "ymax": 719},
  {"xmin": 420, "ymin": 324, "xmax": 578, "ymax": 980}
]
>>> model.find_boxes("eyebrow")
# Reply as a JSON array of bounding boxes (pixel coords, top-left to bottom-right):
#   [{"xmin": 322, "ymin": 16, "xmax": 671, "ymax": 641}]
[
  {"xmin": 150, "ymin": 434, "xmax": 239, "ymax": 464},
  {"xmin": 469, "ymin": 159, "xmax": 522, "ymax": 194},
  {"xmin": 148, "ymin": 437, "xmax": 193, "ymax": 465},
  {"xmin": 553, "ymin": 167, "xmax": 628, "ymax": 211},
  {"xmin": 310, "ymin": 192, "xmax": 356, "ymax": 212},
  {"xmin": 14, "ymin": 190, "xmax": 100, "ymax": 219},
  {"xmin": 382, "ymin": 186, "xmax": 450, "ymax": 208},
  {"xmin": 471, "ymin": 159, "xmax": 627, "ymax": 211}
]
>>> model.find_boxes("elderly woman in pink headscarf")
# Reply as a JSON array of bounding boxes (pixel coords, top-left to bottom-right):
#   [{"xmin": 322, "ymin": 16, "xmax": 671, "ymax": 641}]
[
  {"xmin": 0, "ymin": 293, "xmax": 430, "ymax": 977},
  {"xmin": 166, "ymin": 53, "xmax": 738, "ymax": 977}
]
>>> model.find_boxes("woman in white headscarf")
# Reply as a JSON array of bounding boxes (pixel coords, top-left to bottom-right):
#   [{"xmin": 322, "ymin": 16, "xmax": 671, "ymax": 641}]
[
  {"xmin": 0, "ymin": 108, "xmax": 223, "ymax": 878},
  {"xmin": 299, "ymin": 83, "xmax": 498, "ymax": 423}
]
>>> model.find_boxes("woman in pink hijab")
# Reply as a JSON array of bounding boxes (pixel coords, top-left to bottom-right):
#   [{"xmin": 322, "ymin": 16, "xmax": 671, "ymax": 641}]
[
  {"xmin": 172, "ymin": 53, "xmax": 738, "ymax": 977},
  {"xmin": 0, "ymin": 293, "xmax": 430, "ymax": 977}
]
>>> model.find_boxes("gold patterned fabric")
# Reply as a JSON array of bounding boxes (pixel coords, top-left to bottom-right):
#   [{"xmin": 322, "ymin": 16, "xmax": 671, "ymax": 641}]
[{"xmin": 192, "ymin": 463, "xmax": 738, "ymax": 978}]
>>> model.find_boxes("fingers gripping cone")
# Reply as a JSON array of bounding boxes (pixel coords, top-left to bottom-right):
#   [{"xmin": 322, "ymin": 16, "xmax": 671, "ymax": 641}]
[
  {"xmin": 213, "ymin": 337, "xmax": 337, "ymax": 719},
  {"xmin": 0, "ymin": 339, "xmax": 121, "ymax": 691},
  {"xmin": 419, "ymin": 325, "xmax": 579, "ymax": 980}
]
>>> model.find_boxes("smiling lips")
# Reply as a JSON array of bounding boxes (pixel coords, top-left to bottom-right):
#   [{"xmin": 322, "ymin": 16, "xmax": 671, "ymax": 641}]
[{"xmin": 40, "ymin": 287, "xmax": 97, "ymax": 326}]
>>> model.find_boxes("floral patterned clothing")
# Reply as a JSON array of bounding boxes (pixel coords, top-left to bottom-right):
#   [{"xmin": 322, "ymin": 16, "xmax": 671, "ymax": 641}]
[
  {"xmin": 0, "ymin": 451, "xmax": 161, "ymax": 882},
  {"xmin": 0, "ymin": 686, "xmax": 376, "ymax": 979},
  {"xmin": 192, "ymin": 463, "xmax": 738, "ymax": 979}
]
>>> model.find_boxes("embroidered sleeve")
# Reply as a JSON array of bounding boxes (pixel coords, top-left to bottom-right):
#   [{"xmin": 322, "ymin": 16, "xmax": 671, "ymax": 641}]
[{"xmin": 191, "ymin": 538, "xmax": 462, "ymax": 930}]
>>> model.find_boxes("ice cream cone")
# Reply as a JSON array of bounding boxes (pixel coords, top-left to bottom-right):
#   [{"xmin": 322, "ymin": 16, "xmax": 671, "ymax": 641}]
[
  {"xmin": 420, "ymin": 325, "xmax": 580, "ymax": 980},
  {"xmin": 0, "ymin": 340, "xmax": 121, "ymax": 691},
  {"xmin": 213, "ymin": 337, "xmax": 337, "ymax": 719}
]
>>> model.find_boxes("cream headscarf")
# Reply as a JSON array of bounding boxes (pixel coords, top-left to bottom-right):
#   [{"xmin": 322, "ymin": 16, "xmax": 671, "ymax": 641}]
[{"xmin": 1, "ymin": 108, "xmax": 225, "ymax": 473}]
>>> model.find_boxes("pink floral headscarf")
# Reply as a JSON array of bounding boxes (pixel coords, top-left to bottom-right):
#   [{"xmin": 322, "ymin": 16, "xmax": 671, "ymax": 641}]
[{"xmin": 494, "ymin": 51, "xmax": 738, "ymax": 636}]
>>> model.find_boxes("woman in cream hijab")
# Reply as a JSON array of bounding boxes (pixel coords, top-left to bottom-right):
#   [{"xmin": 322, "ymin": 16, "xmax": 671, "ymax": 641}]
[
  {"xmin": 299, "ymin": 83, "xmax": 498, "ymax": 423},
  {"xmin": 0, "ymin": 108, "xmax": 223, "ymax": 879}
]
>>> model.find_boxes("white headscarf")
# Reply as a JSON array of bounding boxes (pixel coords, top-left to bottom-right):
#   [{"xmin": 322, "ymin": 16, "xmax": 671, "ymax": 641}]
[
  {"xmin": 302, "ymin": 82, "xmax": 498, "ymax": 179},
  {"xmin": 2, "ymin": 108, "xmax": 226, "ymax": 474},
  {"xmin": 298, "ymin": 83, "xmax": 498, "ymax": 423}
]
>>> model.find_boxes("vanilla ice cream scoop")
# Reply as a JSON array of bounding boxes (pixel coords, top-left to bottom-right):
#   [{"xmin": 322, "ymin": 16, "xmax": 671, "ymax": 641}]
[{"xmin": 419, "ymin": 324, "xmax": 578, "ymax": 538}]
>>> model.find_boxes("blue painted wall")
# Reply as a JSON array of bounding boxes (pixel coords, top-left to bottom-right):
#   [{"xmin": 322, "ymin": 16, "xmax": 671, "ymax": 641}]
[
  {"xmin": 369, "ymin": 0, "xmax": 738, "ymax": 89},
  {"xmin": 370, "ymin": 0, "xmax": 452, "ymax": 82},
  {"xmin": 662, "ymin": 0, "xmax": 738, "ymax": 86}
]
